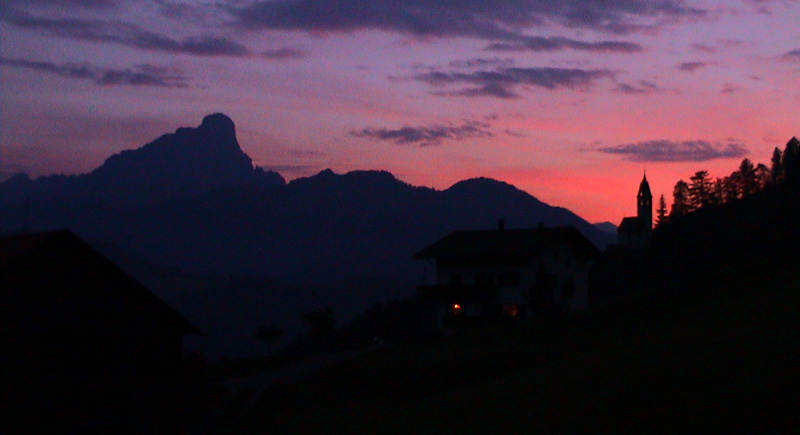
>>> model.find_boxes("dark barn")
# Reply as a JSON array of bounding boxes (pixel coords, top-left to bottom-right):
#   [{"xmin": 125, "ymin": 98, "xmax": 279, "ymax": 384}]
[{"xmin": 0, "ymin": 230, "xmax": 201, "ymax": 431}]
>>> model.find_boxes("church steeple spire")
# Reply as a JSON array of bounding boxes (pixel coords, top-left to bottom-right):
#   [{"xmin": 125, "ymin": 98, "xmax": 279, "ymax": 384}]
[{"xmin": 637, "ymin": 172, "xmax": 652, "ymax": 229}]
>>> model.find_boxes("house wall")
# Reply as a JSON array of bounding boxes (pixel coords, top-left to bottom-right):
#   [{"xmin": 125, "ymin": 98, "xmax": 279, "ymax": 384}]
[
  {"xmin": 533, "ymin": 243, "xmax": 590, "ymax": 312},
  {"xmin": 433, "ymin": 249, "xmax": 591, "ymax": 316}
]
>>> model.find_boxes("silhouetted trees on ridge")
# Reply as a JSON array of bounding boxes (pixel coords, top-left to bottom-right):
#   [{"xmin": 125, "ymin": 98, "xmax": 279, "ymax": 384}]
[
  {"xmin": 594, "ymin": 136, "xmax": 800, "ymax": 305},
  {"xmin": 658, "ymin": 137, "xmax": 800, "ymax": 227}
]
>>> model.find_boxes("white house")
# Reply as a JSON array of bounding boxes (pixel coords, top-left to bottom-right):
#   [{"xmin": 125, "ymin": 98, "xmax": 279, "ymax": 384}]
[{"xmin": 414, "ymin": 223, "xmax": 601, "ymax": 328}]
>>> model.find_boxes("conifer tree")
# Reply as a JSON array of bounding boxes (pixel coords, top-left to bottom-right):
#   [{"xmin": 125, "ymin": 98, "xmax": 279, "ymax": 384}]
[
  {"xmin": 737, "ymin": 158, "xmax": 758, "ymax": 197},
  {"xmin": 722, "ymin": 175, "xmax": 740, "ymax": 202},
  {"xmin": 670, "ymin": 180, "xmax": 691, "ymax": 217},
  {"xmin": 709, "ymin": 177, "xmax": 725, "ymax": 205},
  {"xmin": 783, "ymin": 137, "xmax": 800, "ymax": 183},
  {"xmin": 770, "ymin": 147, "xmax": 783, "ymax": 185},
  {"xmin": 689, "ymin": 170, "xmax": 712, "ymax": 209},
  {"xmin": 755, "ymin": 163, "xmax": 770, "ymax": 191},
  {"xmin": 655, "ymin": 194, "xmax": 668, "ymax": 228}
]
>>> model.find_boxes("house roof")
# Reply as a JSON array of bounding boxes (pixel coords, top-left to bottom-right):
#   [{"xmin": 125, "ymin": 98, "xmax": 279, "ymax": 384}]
[
  {"xmin": 413, "ymin": 226, "xmax": 601, "ymax": 261},
  {"xmin": 0, "ymin": 229, "xmax": 201, "ymax": 335}
]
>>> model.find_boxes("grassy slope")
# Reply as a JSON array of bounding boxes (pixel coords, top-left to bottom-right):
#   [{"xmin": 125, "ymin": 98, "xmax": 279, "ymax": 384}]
[{"xmin": 233, "ymin": 266, "xmax": 800, "ymax": 433}]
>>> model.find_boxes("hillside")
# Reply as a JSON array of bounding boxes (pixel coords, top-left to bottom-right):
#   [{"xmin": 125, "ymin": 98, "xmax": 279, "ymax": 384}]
[
  {"xmin": 212, "ymin": 158, "xmax": 800, "ymax": 431},
  {"xmin": 222, "ymin": 261, "xmax": 799, "ymax": 432}
]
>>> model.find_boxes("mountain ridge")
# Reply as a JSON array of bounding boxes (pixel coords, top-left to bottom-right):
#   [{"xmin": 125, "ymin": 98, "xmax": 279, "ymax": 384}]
[
  {"xmin": 0, "ymin": 113, "xmax": 284, "ymax": 205},
  {"xmin": 1, "ymin": 113, "xmax": 613, "ymax": 276}
]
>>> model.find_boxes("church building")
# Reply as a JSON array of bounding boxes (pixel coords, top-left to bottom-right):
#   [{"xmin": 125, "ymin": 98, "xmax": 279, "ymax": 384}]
[{"xmin": 617, "ymin": 173, "xmax": 652, "ymax": 249}]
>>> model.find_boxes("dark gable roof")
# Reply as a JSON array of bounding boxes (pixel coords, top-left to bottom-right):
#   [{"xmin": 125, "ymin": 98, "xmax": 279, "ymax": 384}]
[
  {"xmin": 618, "ymin": 216, "xmax": 648, "ymax": 233},
  {"xmin": 414, "ymin": 226, "xmax": 601, "ymax": 261},
  {"xmin": 0, "ymin": 230, "xmax": 63, "ymax": 269},
  {"xmin": 0, "ymin": 230, "xmax": 201, "ymax": 335}
]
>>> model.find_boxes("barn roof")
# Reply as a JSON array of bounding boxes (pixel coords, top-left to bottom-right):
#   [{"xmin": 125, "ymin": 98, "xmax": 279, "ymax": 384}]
[{"xmin": 0, "ymin": 230, "xmax": 201, "ymax": 335}]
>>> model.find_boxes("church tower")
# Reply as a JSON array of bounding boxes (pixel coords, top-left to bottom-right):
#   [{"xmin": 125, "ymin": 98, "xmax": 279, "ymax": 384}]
[
  {"xmin": 618, "ymin": 172, "xmax": 653, "ymax": 249},
  {"xmin": 637, "ymin": 173, "xmax": 652, "ymax": 230}
]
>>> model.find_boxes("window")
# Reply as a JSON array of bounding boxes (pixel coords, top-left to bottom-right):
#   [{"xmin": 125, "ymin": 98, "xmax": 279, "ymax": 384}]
[
  {"xmin": 452, "ymin": 303, "xmax": 463, "ymax": 316},
  {"xmin": 502, "ymin": 304, "xmax": 520, "ymax": 317}
]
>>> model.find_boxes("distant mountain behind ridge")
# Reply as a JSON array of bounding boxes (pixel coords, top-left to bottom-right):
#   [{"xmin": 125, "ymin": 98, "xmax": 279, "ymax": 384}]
[
  {"xmin": 1, "ymin": 113, "xmax": 284, "ymax": 205},
  {"xmin": 593, "ymin": 221, "xmax": 618, "ymax": 234},
  {"xmin": 0, "ymin": 113, "xmax": 614, "ymax": 357}
]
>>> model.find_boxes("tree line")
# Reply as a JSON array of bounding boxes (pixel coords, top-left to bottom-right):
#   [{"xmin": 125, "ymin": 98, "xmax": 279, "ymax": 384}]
[{"xmin": 656, "ymin": 137, "xmax": 800, "ymax": 228}]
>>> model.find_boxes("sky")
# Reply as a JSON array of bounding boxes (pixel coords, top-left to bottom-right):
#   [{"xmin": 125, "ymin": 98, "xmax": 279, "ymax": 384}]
[{"xmin": 1, "ymin": 0, "xmax": 798, "ymax": 224}]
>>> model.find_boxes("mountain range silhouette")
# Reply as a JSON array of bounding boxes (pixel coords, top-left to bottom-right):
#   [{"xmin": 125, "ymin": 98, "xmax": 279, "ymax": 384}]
[
  {"xmin": 1, "ymin": 113, "xmax": 284, "ymax": 205},
  {"xmin": 0, "ymin": 113, "xmax": 613, "ymax": 357}
]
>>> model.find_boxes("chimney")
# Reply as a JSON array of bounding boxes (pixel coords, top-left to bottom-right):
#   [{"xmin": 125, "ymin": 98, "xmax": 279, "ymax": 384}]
[{"xmin": 498, "ymin": 219, "xmax": 505, "ymax": 231}]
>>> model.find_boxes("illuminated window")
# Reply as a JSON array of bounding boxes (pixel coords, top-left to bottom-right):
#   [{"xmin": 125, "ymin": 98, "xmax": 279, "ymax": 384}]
[
  {"xmin": 452, "ymin": 303, "xmax": 463, "ymax": 316},
  {"xmin": 503, "ymin": 304, "xmax": 519, "ymax": 317}
]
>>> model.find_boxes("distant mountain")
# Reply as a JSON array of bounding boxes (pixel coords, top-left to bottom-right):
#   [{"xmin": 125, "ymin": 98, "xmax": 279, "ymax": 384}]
[
  {"xmin": 0, "ymin": 114, "xmax": 615, "ymax": 357},
  {"xmin": 594, "ymin": 221, "xmax": 618, "ymax": 234},
  {"xmin": 0, "ymin": 113, "xmax": 284, "ymax": 206}
]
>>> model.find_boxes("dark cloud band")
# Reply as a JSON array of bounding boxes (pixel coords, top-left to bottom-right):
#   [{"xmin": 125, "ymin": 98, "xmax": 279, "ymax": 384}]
[
  {"xmin": 2, "ymin": 10, "xmax": 251, "ymax": 57},
  {"xmin": 231, "ymin": 0, "xmax": 706, "ymax": 37},
  {"xmin": 677, "ymin": 61, "xmax": 708, "ymax": 72},
  {"xmin": 614, "ymin": 80, "xmax": 660, "ymax": 95},
  {"xmin": 781, "ymin": 49, "xmax": 800, "ymax": 62},
  {"xmin": 486, "ymin": 36, "xmax": 641, "ymax": 53},
  {"xmin": 0, "ymin": 57, "xmax": 189, "ymax": 88},
  {"xmin": 594, "ymin": 140, "xmax": 748, "ymax": 162},
  {"xmin": 352, "ymin": 120, "xmax": 494, "ymax": 147},
  {"xmin": 416, "ymin": 66, "xmax": 614, "ymax": 99}
]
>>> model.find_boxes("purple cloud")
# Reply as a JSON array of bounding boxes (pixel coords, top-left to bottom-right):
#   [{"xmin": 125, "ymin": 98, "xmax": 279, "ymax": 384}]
[
  {"xmin": 0, "ymin": 0, "xmax": 118, "ymax": 9},
  {"xmin": 415, "ymin": 66, "xmax": 615, "ymax": 99},
  {"xmin": 0, "ymin": 57, "xmax": 189, "ymax": 88},
  {"xmin": 614, "ymin": 81, "xmax": 661, "ymax": 95},
  {"xmin": 595, "ymin": 140, "xmax": 748, "ymax": 162},
  {"xmin": 677, "ymin": 61, "xmax": 708, "ymax": 72},
  {"xmin": 486, "ymin": 36, "xmax": 642, "ymax": 53},
  {"xmin": 230, "ymin": 0, "xmax": 707, "ymax": 37},
  {"xmin": 352, "ymin": 120, "xmax": 494, "ymax": 147},
  {"xmin": 447, "ymin": 58, "xmax": 515, "ymax": 69},
  {"xmin": 691, "ymin": 43, "xmax": 716, "ymax": 53},
  {"xmin": 781, "ymin": 49, "xmax": 800, "ymax": 62},
  {"xmin": 2, "ymin": 10, "xmax": 251, "ymax": 57},
  {"xmin": 720, "ymin": 83, "xmax": 741, "ymax": 94}
]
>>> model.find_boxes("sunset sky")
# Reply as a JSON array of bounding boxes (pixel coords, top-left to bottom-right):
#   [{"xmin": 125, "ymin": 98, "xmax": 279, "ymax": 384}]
[{"xmin": 1, "ymin": 0, "xmax": 798, "ymax": 223}]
